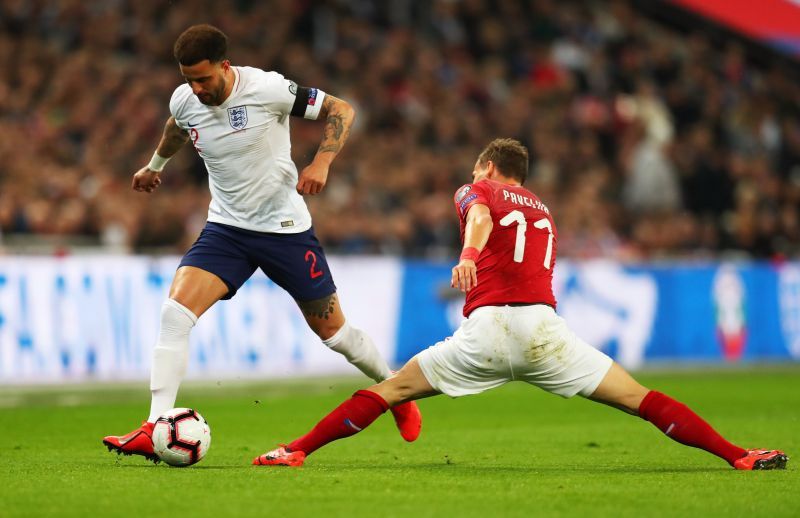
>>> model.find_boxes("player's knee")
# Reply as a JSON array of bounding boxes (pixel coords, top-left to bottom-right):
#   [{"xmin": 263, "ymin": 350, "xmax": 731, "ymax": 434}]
[{"xmin": 160, "ymin": 299, "xmax": 198, "ymax": 334}]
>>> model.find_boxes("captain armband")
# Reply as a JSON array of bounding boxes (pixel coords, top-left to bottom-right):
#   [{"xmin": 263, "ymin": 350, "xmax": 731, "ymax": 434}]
[{"xmin": 290, "ymin": 86, "xmax": 327, "ymax": 120}]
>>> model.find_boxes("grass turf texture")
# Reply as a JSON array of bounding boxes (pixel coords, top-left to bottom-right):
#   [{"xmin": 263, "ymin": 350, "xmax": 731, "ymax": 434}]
[{"xmin": 1, "ymin": 367, "xmax": 798, "ymax": 517}]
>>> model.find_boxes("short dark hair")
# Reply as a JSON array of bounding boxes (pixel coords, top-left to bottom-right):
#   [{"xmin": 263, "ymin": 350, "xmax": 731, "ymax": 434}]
[
  {"xmin": 477, "ymin": 138, "xmax": 529, "ymax": 183},
  {"xmin": 173, "ymin": 24, "xmax": 228, "ymax": 66}
]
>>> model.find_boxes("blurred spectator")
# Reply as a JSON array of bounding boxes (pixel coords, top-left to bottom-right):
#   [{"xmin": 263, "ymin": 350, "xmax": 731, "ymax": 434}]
[{"xmin": 0, "ymin": 0, "xmax": 798, "ymax": 261}]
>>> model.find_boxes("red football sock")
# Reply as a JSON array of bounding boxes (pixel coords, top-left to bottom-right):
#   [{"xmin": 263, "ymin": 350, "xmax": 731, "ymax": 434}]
[
  {"xmin": 288, "ymin": 390, "xmax": 389, "ymax": 456},
  {"xmin": 639, "ymin": 391, "xmax": 746, "ymax": 466}
]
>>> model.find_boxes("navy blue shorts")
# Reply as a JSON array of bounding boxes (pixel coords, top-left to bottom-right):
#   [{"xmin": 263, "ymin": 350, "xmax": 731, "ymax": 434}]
[{"xmin": 179, "ymin": 222, "xmax": 337, "ymax": 301}]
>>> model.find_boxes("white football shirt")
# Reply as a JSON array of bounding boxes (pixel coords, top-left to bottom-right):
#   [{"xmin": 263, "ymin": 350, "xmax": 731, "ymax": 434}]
[{"xmin": 169, "ymin": 66, "xmax": 326, "ymax": 233}]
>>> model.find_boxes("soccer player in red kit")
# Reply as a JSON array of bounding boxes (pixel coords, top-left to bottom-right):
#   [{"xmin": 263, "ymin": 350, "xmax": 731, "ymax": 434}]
[{"xmin": 253, "ymin": 138, "xmax": 787, "ymax": 470}]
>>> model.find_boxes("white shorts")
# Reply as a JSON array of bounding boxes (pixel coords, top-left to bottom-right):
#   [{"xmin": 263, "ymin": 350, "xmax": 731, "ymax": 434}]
[{"xmin": 415, "ymin": 304, "xmax": 613, "ymax": 398}]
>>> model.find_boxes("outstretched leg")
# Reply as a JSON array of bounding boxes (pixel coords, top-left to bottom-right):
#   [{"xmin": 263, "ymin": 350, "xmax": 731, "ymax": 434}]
[
  {"xmin": 298, "ymin": 292, "xmax": 423, "ymax": 441},
  {"xmin": 253, "ymin": 358, "xmax": 438, "ymax": 466},
  {"xmin": 588, "ymin": 363, "xmax": 786, "ymax": 469}
]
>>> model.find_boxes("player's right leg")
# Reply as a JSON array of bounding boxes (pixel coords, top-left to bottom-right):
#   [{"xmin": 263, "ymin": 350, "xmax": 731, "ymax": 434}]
[
  {"xmin": 104, "ymin": 223, "xmax": 255, "ymax": 461},
  {"xmin": 588, "ymin": 362, "xmax": 787, "ymax": 470},
  {"xmin": 147, "ymin": 266, "xmax": 229, "ymax": 422},
  {"xmin": 103, "ymin": 266, "xmax": 229, "ymax": 461},
  {"xmin": 512, "ymin": 306, "xmax": 787, "ymax": 470}
]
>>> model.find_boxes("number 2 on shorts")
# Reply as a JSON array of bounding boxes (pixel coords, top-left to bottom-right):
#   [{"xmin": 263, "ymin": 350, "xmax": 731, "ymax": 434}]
[
  {"xmin": 499, "ymin": 210, "xmax": 553, "ymax": 269},
  {"xmin": 305, "ymin": 250, "xmax": 324, "ymax": 279}
]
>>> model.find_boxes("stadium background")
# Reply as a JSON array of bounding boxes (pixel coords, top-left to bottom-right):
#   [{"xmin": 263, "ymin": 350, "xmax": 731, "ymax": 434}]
[
  {"xmin": 1, "ymin": 2, "xmax": 798, "ymax": 517},
  {"xmin": 1, "ymin": 0, "xmax": 799, "ymax": 384}
]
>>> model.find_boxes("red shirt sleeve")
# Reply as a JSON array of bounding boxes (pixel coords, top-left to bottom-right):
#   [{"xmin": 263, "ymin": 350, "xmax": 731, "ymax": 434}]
[{"xmin": 453, "ymin": 182, "xmax": 491, "ymax": 221}]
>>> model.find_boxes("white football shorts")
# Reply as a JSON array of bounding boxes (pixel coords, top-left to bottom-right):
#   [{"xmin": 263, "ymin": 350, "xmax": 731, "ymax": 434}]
[{"xmin": 415, "ymin": 304, "xmax": 613, "ymax": 398}]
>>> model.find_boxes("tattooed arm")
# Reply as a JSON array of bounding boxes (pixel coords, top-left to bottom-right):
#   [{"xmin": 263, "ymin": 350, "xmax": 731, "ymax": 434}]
[
  {"xmin": 314, "ymin": 95, "xmax": 355, "ymax": 158},
  {"xmin": 296, "ymin": 95, "xmax": 356, "ymax": 195},
  {"xmin": 155, "ymin": 116, "xmax": 191, "ymax": 158},
  {"xmin": 132, "ymin": 117, "xmax": 190, "ymax": 193}
]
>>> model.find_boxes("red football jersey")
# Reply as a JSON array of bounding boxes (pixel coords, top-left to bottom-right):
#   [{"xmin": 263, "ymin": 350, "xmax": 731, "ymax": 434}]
[{"xmin": 454, "ymin": 179, "xmax": 557, "ymax": 317}]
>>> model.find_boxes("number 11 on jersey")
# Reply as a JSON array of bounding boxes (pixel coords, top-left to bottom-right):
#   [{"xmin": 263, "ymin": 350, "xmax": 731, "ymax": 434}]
[{"xmin": 499, "ymin": 210, "xmax": 553, "ymax": 269}]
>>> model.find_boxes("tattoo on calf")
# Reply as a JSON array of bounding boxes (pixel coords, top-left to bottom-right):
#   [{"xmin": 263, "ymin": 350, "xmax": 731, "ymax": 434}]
[{"xmin": 299, "ymin": 294, "xmax": 337, "ymax": 320}]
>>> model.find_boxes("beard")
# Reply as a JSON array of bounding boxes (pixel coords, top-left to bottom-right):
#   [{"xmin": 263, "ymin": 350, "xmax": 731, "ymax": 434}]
[{"xmin": 198, "ymin": 78, "xmax": 227, "ymax": 106}]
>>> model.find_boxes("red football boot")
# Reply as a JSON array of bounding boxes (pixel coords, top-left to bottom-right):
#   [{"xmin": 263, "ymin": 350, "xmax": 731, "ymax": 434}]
[
  {"xmin": 390, "ymin": 401, "xmax": 422, "ymax": 442},
  {"xmin": 252, "ymin": 445, "xmax": 306, "ymax": 467},
  {"xmin": 103, "ymin": 421, "xmax": 158, "ymax": 463},
  {"xmin": 733, "ymin": 449, "xmax": 788, "ymax": 470}
]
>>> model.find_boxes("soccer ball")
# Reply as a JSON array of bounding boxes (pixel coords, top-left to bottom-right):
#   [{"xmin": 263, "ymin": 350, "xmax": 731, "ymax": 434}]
[{"xmin": 152, "ymin": 408, "xmax": 211, "ymax": 467}]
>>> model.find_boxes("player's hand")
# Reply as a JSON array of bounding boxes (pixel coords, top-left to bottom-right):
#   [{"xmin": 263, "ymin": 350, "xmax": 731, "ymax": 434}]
[
  {"xmin": 451, "ymin": 259, "xmax": 478, "ymax": 293},
  {"xmin": 131, "ymin": 167, "xmax": 162, "ymax": 193},
  {"xmin": 297, "ymin": 161, "xmax": 329, "ymax": 195}
]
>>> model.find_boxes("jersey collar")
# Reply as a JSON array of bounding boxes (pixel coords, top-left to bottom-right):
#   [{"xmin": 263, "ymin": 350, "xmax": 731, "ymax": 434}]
[{"xmin": 217, "ymin": 66, "xmax": 240, "ymax": 109}]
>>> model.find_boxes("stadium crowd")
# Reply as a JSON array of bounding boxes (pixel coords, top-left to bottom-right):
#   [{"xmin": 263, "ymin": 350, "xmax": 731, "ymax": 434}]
[{"xmin": 0, "ymin": 0, "xmax": 799, "ymax": 260}]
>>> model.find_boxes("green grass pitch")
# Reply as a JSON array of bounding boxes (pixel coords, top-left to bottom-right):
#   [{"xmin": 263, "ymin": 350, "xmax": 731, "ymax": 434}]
[{"xmin": 1, "ymin": 367, "xmax": 798, "ymax": 517}]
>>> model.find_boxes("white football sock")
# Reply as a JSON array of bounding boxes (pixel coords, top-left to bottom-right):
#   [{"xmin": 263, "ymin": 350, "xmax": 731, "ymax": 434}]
[
  {"xmin": 147, "ymin": 299, "xmax": 197, "ymax": 423},
  {"xmin": 323, "ymin": 322, "xmax": 392, "ymax": 382}
]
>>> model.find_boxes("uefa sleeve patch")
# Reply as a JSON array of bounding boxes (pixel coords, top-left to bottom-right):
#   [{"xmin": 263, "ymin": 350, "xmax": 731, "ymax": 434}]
[
  {"xmin": 459, "ymin": 193, "xmax": 478, "ymax": 213},
  {"xmin": 455, "ymin": 185, "xmax": 472, "ymax": 203}
]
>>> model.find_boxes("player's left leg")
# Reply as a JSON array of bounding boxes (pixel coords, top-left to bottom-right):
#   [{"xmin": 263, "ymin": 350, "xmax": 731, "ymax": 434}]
[
  {"xmin": 255, "ymin": 306, "xmax": 514, "ymax": 466},
  {"xmin": 588, "ymin": 362, "xmax": 787, "ymax": 470},
  {"xmin": 297, "ymin": 293, "xmax": 421, "ymax": 442},
  {"xmin": 255, "ymin": 227, "xmax": 392, "ymax": 382},
  {"xmin": 257, "ymin": 227, "xmax": 422, "ymax": 441},
  {"xmin": 297, "ymin": 292, "xmax": 391, "ymax": 382},
  {"xmin": 297, "ymin": 293, "xmax": 422, "ymax": 442},
  {"xmin": 253, "ymin": 358, "xmax": 437, "ymax": 466}
]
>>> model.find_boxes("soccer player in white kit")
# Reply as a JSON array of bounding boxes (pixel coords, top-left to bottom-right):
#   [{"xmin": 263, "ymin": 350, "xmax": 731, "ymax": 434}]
[
  {"xmin": 255, "ymin": 138, "xmax": 787, "ymax": 471},
  {"xmin": 103, "ymin": 24, "xmax": 420, "ymax": 462}
]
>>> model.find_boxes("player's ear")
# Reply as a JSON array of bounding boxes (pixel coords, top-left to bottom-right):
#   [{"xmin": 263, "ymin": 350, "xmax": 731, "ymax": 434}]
[{"xmin": 485, "ymin": 160, "xmax": 497, "ymax": 179}]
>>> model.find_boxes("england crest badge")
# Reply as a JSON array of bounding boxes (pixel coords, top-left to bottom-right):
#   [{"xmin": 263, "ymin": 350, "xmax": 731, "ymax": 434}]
[{"xmin": 228, "ymin": 106, "xmax": 248, "ymax": 130}]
